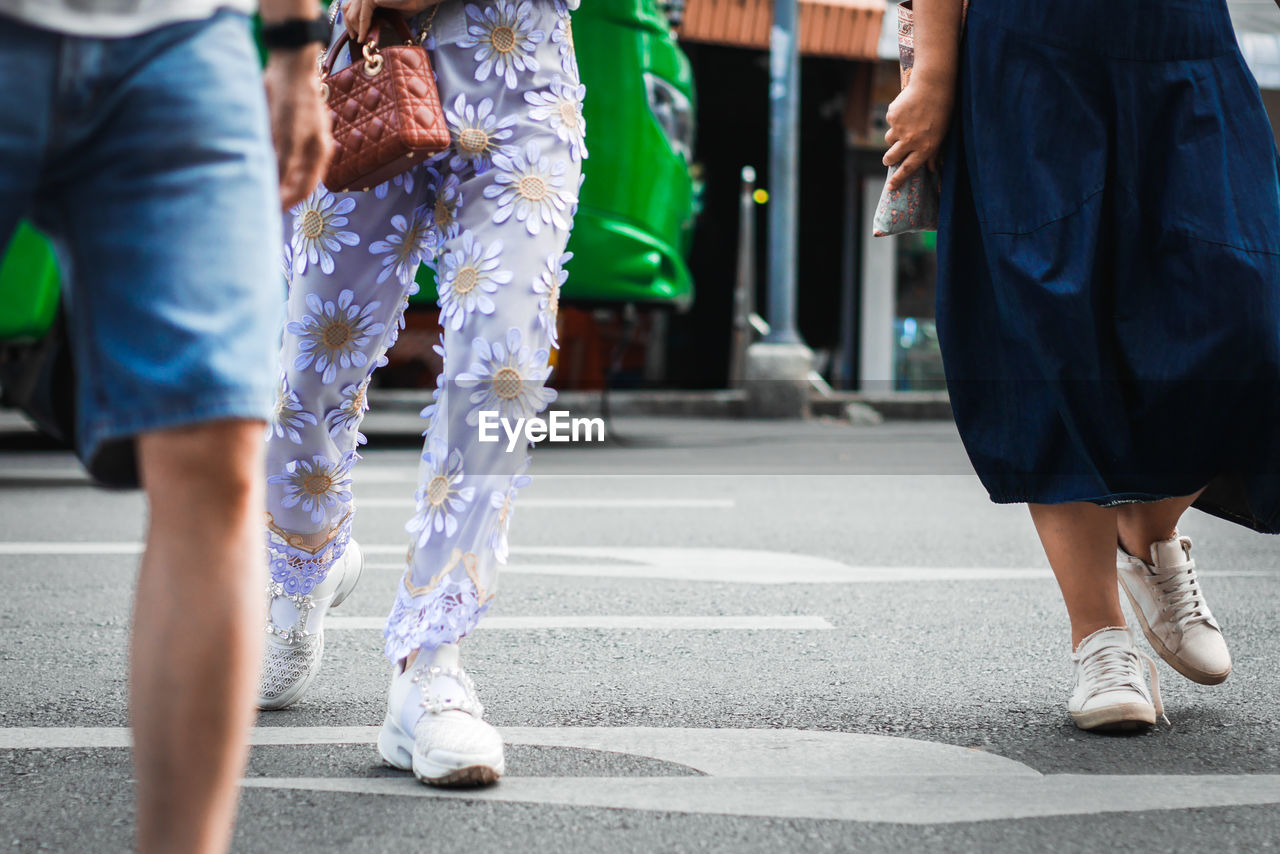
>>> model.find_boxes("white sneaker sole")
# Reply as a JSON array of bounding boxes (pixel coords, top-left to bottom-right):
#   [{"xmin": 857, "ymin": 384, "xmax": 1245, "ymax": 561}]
[
  {"xmin": 377, "ymin": 714, "xmax": 504, "ymax": 788},
  {"xmin": 1070, "ymin": 702, "xmax": 1157, "ymax": 732},
  {"xmin": 1119, "ymin": 580, "xmax": 1231, "ymax": 686}
]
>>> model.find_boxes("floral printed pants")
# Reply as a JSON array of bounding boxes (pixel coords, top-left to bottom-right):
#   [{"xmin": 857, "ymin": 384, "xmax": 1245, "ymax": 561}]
[{"xmin": 264, "ymin": 0, "xmax": 583, "ymax": 662}]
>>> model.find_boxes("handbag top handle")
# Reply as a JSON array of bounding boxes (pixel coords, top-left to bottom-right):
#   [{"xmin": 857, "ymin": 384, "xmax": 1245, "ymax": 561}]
[{"xmin": 322, "ymin": 9, "xmax": 418, "ymax": 77}]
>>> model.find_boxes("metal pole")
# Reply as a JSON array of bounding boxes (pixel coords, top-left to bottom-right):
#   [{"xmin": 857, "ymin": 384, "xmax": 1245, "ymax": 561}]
[
  {"xmin": 729, "ymin": 165, "xmax": 757, "ymax": 388},
  {"xmin": 764, "ymin": 0, "xmax": 802, "ymax": 345},
  {"xmin": 836, "ymin": 143, "xmax": 860, "ymax": 389}
]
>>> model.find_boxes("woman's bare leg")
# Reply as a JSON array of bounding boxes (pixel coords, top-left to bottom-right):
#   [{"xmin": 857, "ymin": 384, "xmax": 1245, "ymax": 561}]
[
  {"xmin": 1116, "ymin": 490, "xmax": 1204, "ymax": 557},
  {"xmin": 1028, "ymin": 502, "xmax": 1125, "ymax": 648}
]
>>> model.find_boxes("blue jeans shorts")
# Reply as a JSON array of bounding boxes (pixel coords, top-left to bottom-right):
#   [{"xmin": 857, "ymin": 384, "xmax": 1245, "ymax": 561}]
[{"xmin": 0, "ymin": 11, "xmax": 283, "ymax": 486}]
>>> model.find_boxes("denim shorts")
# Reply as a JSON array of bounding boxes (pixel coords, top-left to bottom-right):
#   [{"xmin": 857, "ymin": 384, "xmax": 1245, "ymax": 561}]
[{"xmin": 0, "ymin": 10, "xmax": 283, "ymax": 486}]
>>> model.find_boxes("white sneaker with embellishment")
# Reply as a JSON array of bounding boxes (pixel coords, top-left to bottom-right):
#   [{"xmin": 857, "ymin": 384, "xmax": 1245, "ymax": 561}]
[
  {"xmin": 377, "ymin": 643, "xmax": 505, "ymax": 787},
  {"xmin": 1117, "ymin": 534, "xmax": 1231, "ymax": 685},
  {"xmin": 1069, "ymin": 626, "xmax": 1165, "ymax": 732},
  {"xmin": 256, "ymin": 539, "xmax": 364, "ymax": 710}
]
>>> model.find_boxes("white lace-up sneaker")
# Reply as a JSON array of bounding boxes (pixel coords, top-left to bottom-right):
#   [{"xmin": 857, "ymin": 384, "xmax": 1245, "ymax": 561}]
[
  {"xmin": 257, "ymin": 539, "xmax": 364, "ymax": 710},
  {"xmin": 377, "ymin": 644, "xmax": 505, "ymax": 787},
  {"xmin": 1117, "ymin": 534, "xmax": 1231, "ymax": 685},
  {"xmin": 1069, "ymin": 626, "xmax": 1164, "ymax": 732}
]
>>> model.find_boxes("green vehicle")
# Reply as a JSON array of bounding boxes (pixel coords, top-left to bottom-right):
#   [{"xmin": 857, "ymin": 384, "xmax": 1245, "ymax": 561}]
[
  {"xmin": 511, "ymin": 0, "xmax": 697, "ymax": 308},
  {"xmin": 0, "ymin": 0, "xmax": 697, "ymax": 354}
]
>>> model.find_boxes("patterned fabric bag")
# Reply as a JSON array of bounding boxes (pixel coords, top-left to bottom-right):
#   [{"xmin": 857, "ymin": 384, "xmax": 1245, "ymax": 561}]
[{"xmin": 873, "ymin": 0, "xmax": 963, "ymax": 237}]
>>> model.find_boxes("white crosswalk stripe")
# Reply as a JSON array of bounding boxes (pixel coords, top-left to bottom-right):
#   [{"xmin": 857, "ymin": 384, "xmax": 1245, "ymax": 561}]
[
  {"xmin": 356, "ymin": 497, "xmax": 736, "ymax": 509},
  {"xmin": 325, "ymin": 615, "xmax": 833, "ymax": 630}
]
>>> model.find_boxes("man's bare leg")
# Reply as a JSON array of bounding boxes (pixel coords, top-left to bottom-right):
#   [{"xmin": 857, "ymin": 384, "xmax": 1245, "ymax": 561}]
[{"xmin": 130, "ymin": 419, "xmax": 266, "ymax": 854}]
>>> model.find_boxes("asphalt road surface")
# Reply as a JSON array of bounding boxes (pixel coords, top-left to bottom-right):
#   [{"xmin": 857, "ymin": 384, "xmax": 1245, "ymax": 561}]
[{"xmin": 3, "ymin": 413, "xmax": 1280, "ymax": 852}]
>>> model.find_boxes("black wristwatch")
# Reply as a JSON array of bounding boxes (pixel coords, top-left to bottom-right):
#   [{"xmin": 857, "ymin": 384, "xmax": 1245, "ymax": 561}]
[{"xmin": 261, "ymin": 17, "xmax": 331, "ymax": 50}]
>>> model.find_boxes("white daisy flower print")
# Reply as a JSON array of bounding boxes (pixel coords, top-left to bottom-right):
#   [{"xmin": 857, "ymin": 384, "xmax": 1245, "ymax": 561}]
[
  {"xmin": 378, "ymin": 294, "xmax": 413, "ymax": 368},
  {"xmin": 393, "ymin": 292, "xmax": 413, "ymax": 334},
  {"xmin": 373, "ymin": 167, "xmax": 417, "ymax": 200},
  {"xmin": 290, "ymin": 187, "xmax": 359, "ymax": 276},
  {"xmin": 444, "ymin": 94, "xmax": 517, "ymax": 174},
  {"xmin": 419, "ymin": 371, "xmax": 448, "ymax": 436},
  {"xmin": 425, "ymin": 166, "xmax": 464, "ymax": 248},
  {"xmin": 419, "ymin": 341, "xmax": 448, "ymax": 435},
  {"xmin": 268, "ymin": 451, "xmax": 357, "ymax": 525},
  {"xmin": 525, "ymin": 76, "xmax": 587, "ymax": 161},
  {"xmin": 267, "ymin": 375, "xmax": 318, "ymax": 444},
  {"xmin": 484, "ymin": 140, "xmax": 574, "ymax": 236},
  {"xmin": 532, "ymin": 251, "xmax": 570, "ymax": 349},
  {"xmin": 325, "ymin": 377, "xmax": 371, "ymax": 444},
  {"xmin": 406, "ymin": 437, "xmax": 475, "ymax": 546},
  {"xmin": 459, "ymin": 0, "xmax": 545, "ymax": 90},
  {"xmin": 288, "ymin": 289, "xmax": 387, "ymax": 384},
  {"xmin": 281, "ymin": 241, "xmax": 295, "ymax": 281},
  {"xmin": 369, "ymin": 206, "xmax": 433, "ymax": 286},
  {"xmin": 488, "ymin": 462, "xmax": 532, "ymax": 564},
  {"xmin": 438, "ymin": 231, "xmax": 513, "ymax": 331},
  {"xmin": 456, "ymin": 327, "xmax": 557, "ymax": 425},
  {"xmin": 550, "ymin": 14, "xmax": 578, "ymax": 79}
]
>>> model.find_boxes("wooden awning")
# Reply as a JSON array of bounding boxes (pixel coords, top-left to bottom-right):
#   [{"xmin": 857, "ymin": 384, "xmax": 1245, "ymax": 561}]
[{"xmin": 678, "ymin": 0, "xmax": 885, "ymax": 60}]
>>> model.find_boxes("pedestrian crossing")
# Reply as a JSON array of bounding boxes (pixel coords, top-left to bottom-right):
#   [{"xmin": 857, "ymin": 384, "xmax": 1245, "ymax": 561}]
[{"xmin": 3, "ymin": 461, "xmax": 1278, "ymax": 837}]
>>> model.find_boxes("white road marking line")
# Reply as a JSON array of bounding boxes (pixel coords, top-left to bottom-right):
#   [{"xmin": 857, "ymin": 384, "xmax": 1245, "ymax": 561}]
[
  {"xmin": 240, "ymin": 773, "xmax": 1280, "ymax": 824},
  {"xmin": 355, "ymin": 498, "xmax": 736, "ymax": 509},
  {"xmin": 325, "ymin": 615, "xmax": 832, "ymax": 630},
  {"xmin": 0, "ymin": 726, "xmax": 1028, "ymax": 777},
  {"xmin": 0, "ymin": 469, "xmax": 91, "ymax": 482},
  {"xmin": 350, "ymin": 470, "xmax": 712, "ymax": 483},
  {"xmin": 2, "ymin": 542, "xmax": 1275, "ymax": 584},
  {"xmin": 0, "ymin": 542, "xmax": 144, "ymax": 555},
  {"xmin": 8, "ymin": 725, "xmax": 1278, "ymax": 823},
  {"xmin": 366, "ymin": 547, "xmax": 1056, "ymax": 583},
  {"xmin": 0, "ymin": 726, "xmax": 377, "ymax": 749}
]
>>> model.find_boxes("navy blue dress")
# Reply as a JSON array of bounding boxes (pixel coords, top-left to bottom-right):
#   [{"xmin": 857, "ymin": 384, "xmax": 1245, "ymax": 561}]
[{"xmin": 937, "ymin": 0, "xmax": 1280, "ymax": 532}]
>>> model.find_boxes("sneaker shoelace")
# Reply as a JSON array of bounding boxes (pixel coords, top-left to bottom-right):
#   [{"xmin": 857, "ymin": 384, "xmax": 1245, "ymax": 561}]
[
  {"xmin": 1078, "ymin": 637, "xmax": 1167, "ymax": 723},
  {"xmin": 1148, "ymin": 542, "xmax": 1212, "ymax": 633}
]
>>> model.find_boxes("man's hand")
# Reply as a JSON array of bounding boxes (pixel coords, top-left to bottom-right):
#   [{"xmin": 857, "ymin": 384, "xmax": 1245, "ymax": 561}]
[
  {"xmin": 343, "ymin": 0, "xmax": 450, "ymax": 42},
  {"xmin": 264, "ymin": 46, "xmax": 333, "ymax": 211}
]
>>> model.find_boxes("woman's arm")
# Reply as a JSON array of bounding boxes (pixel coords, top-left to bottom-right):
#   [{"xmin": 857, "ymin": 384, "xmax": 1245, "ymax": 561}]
[{"xmin": 882, "ymin": 0, "xmax": 964, "ymax": 191}]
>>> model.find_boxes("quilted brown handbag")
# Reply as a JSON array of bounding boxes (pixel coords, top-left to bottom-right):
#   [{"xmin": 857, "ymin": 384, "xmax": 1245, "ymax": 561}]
[{"xmin": 320, "ymin": 10, "xmax": 451, "ymax": 193}]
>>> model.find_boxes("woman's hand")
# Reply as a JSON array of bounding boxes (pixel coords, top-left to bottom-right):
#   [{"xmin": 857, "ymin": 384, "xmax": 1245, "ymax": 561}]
[
  {"xmin": 882, "ymin": 73, "xmax": 955, "ymax": 192},
  {"xmin": 342, "ymin": 0, "xmax": 450, "ymax": 42}
]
